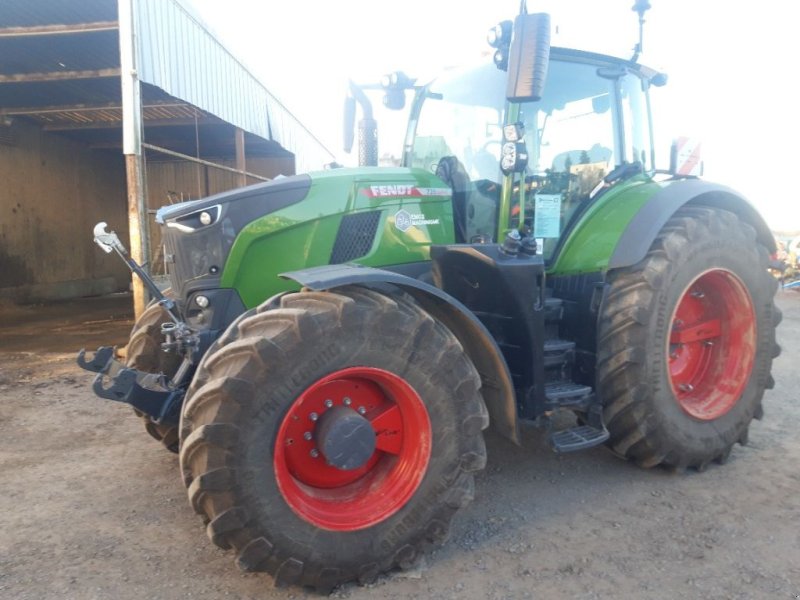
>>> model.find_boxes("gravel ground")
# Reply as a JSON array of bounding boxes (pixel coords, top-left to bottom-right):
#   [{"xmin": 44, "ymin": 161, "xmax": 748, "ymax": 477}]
[{"xmin": 0, "ymin": 292, "xmax": 798, "ymax": 600}]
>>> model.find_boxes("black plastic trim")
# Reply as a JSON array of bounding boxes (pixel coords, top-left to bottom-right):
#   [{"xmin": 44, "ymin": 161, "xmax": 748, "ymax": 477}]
[
  {"xmin": 330, "ymin": 211, "xmax": 382, "ymax": 264},
  {"xmin": 281, "ymin": 263, "xmax": 520, "ymax": 443},
  {"xmin": 609, "ymin": 180, "xmax": 776, "ymax": 269},
  {"xmin": 156, "ymin": 174, "xmax": 312, "ymax": 223},
  {"xmin": 184, "ymin": 288, "xmax": 247, "ymax": 355}
]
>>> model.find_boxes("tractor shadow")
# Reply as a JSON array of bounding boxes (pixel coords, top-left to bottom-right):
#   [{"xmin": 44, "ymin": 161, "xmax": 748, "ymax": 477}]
[{"xmin": 440, "ymin": 412, "xmax": 679, "ymax": 558}]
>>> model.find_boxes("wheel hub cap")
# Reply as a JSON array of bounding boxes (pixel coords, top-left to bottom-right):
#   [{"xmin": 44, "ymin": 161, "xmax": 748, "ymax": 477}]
[
  {"xmin": 315, "ymin": 406, "xmax": 376, "ymax": 470},
  {"xmin": 273, "ymin": 367, "xmax": 432, "ymax": 531}
]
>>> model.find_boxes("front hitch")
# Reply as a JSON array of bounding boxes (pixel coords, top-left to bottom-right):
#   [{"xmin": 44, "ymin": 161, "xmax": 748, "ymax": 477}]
[
  {"xmin": 77, "ymin": 346, "xmax": 115, "ymax": 373},
  {"xmin": 79, "ymin": 222, "xmax": 199, "ymax": 425},
  {"xmin": 77, "ymin": 346, "xmax": 186, "ymax": 425}
]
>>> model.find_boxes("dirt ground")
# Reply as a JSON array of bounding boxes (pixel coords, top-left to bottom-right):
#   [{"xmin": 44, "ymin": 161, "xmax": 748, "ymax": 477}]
[{"xmin": 1, "ymin": 292, "xmax": 798, "ymax": 600}]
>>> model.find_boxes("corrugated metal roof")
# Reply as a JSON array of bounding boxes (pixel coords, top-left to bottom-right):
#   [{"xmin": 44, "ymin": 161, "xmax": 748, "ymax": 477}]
[
  {"xmin": 0, "ymin": 0, "xmax": 116, "ymax": 28},
  {"xmin": 135, "ymin": 0, "xmax": 335, "ymax": 171},
  {"xmin": 0, "ymin": 30, "xmax": 119, "ymax": 75},
  {"xmin": 0, "ymin": 0, "xmax": 335, "ymax": 172},
  {"xmin": 0, "ymin": 78, "xmax": 182, "ymax": 111},
  {"xmin": 0, "ymin": 77, "xmax": 123, "ymax": 109}
]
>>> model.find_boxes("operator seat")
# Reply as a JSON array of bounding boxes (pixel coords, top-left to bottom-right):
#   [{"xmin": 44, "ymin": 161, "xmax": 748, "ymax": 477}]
[{"xmin": 435, "ymin": 156, "xmax": 470, "ymax": 243}]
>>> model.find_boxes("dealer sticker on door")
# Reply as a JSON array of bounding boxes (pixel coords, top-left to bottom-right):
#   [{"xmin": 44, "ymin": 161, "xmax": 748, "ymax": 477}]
[{"xmin": 533, "ymin": 194, "xmax": 562, "ymax": 238}]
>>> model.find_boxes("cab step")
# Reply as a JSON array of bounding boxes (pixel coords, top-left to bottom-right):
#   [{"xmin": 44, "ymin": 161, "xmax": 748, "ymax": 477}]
[
  {"xmin": 544, "ymin": 381, "xmax": 593, "ymax": 409},
  {"xmin": 549, "ymin": 424, "xmax": 610, "ymax": 453},
  {"xmin": 543, "ymin": 338, "xmax": 575, "ymax": 368}
]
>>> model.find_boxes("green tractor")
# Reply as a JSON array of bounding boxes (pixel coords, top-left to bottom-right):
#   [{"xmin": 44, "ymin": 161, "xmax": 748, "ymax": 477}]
[{"xmin": 78, "ymin": 7, "xmax": 779, "ymax": 592}]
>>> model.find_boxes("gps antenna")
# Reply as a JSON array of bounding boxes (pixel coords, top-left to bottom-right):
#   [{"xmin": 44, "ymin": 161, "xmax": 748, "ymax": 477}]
[{"xmin": 631, "ymin": 0, "xmax": 651, "ymax": 62}]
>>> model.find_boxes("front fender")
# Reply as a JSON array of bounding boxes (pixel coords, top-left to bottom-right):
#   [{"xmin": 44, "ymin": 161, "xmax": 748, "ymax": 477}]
[{"xmin": 281, "ymin": 264, "xmax": 520, "ymax": 444}]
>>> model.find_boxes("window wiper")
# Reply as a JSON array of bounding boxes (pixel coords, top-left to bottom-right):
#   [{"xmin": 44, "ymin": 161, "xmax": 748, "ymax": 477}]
[
  {"xmin": 589, "ymin": 162, "xmax": 643, "ymax": 199},
  {"xmin": 604, "ymin": 161, "xmax": 643, "ymax": 184}
]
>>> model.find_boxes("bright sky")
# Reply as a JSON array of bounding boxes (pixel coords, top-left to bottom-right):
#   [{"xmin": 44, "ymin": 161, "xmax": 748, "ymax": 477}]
[{"xmin": 189, "ymin": 0, "xmax": 797, "ymax": 230}]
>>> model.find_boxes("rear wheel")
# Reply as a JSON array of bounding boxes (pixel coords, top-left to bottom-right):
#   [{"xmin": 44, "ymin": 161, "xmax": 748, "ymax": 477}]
[
  {"xmin": 598, "ymin": 206, "xmax": 780, "ymax": 470},
  {"xmin": 125, "ymin": 297, "xmax": 182, "ymax": 452},
  {"xmin": 179, "ymin": 286, "xmax": 488, "ymax": 591}
]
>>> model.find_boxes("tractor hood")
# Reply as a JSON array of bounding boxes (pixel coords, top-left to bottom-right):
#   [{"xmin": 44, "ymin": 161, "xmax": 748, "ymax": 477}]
[
  {"xmin": 155, "ymin": 174, "xmax": 312, "ymax": 230},
  {"xmin": 157, "ymin": 166, "xmax": 455, "ymax": 307}
]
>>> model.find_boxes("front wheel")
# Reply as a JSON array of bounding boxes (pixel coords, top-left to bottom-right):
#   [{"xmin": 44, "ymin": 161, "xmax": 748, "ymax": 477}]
[
  {"xmin": 125, "ymin": 296, "xmax": 182, "ymax": 452},
  {"xmin": 597, "ymin": 206, "xmax": 780, "ymax": 470},
  {"xmin": 179, "ymin": 286, "xmax": 488, "ymax": 591}
]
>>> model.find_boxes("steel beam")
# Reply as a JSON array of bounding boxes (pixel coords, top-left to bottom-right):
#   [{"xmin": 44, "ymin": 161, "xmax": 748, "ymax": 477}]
[
  {"xmin": 142, "ymin": 143, "xmax": 270, "ymax": 182},
  {"xmin": 0, "ymin": 21, "xmax": 119, "ymax": 37},
  {"xmin": 0, "ymin": 68, "xmax": 120, "ymax": 83},
  {"xmin": 43, "ymin": 117, "xmax": 224, "ymax": 130},
  {"xmin": 1, "ymin": 102, "xmax": 192, "ymax": 115},
  {"xmin": 235, "ymin": 128, "xmax": 247, "ymax": 187}
]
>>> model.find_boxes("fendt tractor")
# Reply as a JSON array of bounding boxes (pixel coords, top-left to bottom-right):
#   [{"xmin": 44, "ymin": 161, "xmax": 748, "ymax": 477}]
[{"xmin": 78, "ymin": 3, "xmax": 780, "ymax": 592}]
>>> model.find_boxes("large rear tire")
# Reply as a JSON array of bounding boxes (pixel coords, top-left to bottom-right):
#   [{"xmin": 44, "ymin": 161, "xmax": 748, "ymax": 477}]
[
  {"xmin": 125, "ymin": 297, "xmax": 182, "ymax": 453},
  {"xmin": 598, "ymin": 206, "xmax": 780, "ymax": 470},
  {"xmin": 178, "ymin": 286, "xmax": 488, "ymax": 591}
]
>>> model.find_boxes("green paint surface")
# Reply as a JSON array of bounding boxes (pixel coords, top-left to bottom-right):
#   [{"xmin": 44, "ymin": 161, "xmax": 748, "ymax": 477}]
[
  {"xmin": 220, "ymin": 167, "xmax": 455, "ymax": 308},
  {"xmin": 548, "ymin": 175, "xmax": 666, "ymax": 275}
]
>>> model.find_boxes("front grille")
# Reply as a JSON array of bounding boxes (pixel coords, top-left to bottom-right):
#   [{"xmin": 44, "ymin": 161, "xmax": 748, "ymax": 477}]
[
  {"xmin": 161, "ymin": 223, "xmax": 224, "ymax": 302},
  {"xmin": 330, "ymin": 211, "xmax": 382, "ymax": 264}
]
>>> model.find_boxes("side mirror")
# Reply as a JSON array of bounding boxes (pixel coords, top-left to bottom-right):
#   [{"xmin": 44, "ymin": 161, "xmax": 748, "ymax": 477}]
[
  {"xmin": 383, "ymin": 90, "xmax": 405, "ymax": 110},
  {"xmin": 669, "ymin": 136, "xmax": 703, "ymax": 176},
  {"xmin": 506, "ymin": 13, "xmax": 551, "ymax": 102}
]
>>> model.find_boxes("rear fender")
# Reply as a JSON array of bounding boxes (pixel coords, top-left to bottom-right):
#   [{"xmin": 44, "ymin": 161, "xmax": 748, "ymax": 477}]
[
  {"xmin": 282, "ymin": 265, "xmax": 520, "ymax": 444},
  {"xmin": 609, "ymin": 180, "xmax": 775, "ymax": 269}
]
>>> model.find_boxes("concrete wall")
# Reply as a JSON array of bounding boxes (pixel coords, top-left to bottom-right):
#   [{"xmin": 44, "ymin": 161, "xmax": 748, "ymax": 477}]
[
  {"xmin": 0, "ymin": 120, "xmax": 130, "ymax": 302},
  {"xmin": 0, "ymin": 119, "xmax": 296, "ymax": 299}
]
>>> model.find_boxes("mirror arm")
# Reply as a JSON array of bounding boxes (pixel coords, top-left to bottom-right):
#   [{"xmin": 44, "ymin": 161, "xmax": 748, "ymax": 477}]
[{"xmin": 348, "ymin": 81, "xmax": 374, "ymax": 121}]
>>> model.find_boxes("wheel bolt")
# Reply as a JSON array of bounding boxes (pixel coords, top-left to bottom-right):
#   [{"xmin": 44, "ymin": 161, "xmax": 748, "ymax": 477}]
[
  {"xmin": 679, "ymin": 383, "xmax": 694, "ymax": 392},
  {"xmin": 704, "ymin": 340, "xmax": 714, "ymax": 346},
  {"xmin": 303, "ymin": 431, "xmax": 312, "ymax": 441},
  {"xmin": 343, "ymin": 397, "xmax": 352, "ymax": 406},
  {"xmin": 691, "ymin": 291, "xmax": 705, "ymax": 298},
  {"xmin": 309, "ymin": 412, "xmax": 318, "ymax": 422},
  {"xmin": 310, "ymin": 449, "xmax": 319, "ymax": 458},
  {"xmin": 357, "ymin": 406, "xmax": 366, "ymax": 415},
  {"xmin": 324, "ymin": 399, "xmax": 333, "ymax": 408}
]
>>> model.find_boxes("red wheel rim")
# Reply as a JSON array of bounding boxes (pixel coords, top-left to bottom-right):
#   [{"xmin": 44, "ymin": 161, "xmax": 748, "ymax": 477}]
[
  {"xmin": 274, "ymin": 367, "xmax": 432, "ymax": 531},
  {"xmin": 668, "ymin": 269, "xmax": 756, "ymax": 420}
]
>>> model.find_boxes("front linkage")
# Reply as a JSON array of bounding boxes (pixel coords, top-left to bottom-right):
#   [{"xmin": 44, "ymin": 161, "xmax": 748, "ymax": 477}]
[{"xmin": 77, "ymin": 223, "xmax": 197, "ymax": 427}]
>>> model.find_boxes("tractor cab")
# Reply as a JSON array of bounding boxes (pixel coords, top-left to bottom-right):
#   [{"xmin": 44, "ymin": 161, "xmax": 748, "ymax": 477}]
[{"xmin": 404, "ymin": 41, "xmax": 659, "ymax": 262}]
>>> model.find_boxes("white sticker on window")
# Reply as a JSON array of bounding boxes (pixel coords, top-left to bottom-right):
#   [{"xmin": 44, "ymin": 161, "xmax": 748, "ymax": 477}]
[{"xmin": 533, "ymin": 194, "xmax": 562, "ymax": 238}]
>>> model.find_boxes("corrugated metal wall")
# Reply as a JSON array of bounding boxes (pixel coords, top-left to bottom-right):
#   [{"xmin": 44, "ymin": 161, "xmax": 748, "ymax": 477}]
[{"xmin": 134, "ymin": 0, "xmax": 334, "ymax": 173}]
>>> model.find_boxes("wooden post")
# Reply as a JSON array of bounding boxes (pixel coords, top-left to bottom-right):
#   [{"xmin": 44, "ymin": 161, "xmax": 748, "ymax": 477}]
[
  {"xmin": 125, "ymin": 155, "xmax": 147, "ymax": 317},
  {"xmin": 119, "ymin": 0, "xmax": 149, "ymax": 319},
  {"xmin": 235, "ymin": 127, "xmax": 247, "ymax": 187}
]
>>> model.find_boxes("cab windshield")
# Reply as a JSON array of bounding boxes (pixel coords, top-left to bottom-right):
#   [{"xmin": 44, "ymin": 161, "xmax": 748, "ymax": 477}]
[{"xmin": 405, "ymin": 54, "xmax": 652, "ymax": 258}]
